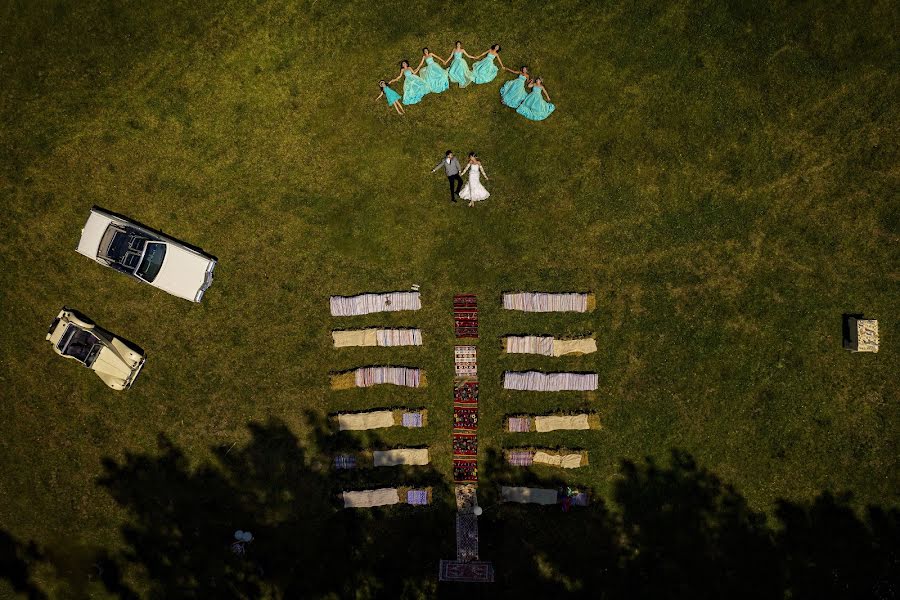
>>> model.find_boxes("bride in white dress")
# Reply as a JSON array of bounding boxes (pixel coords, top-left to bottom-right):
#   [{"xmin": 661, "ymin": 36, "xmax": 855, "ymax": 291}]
[{"xmin": 458, "ymin": 152, "xmax": 490, "ymax": 206}]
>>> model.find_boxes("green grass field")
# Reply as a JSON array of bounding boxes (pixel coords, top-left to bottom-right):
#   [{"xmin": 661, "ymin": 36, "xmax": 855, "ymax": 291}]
[{"xmin": 1, "ymin": 1, "xmax": 898, "ymax": 597}]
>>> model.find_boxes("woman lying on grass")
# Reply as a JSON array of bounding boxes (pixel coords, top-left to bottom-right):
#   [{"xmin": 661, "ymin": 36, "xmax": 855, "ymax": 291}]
[{"xmin": 376, "ymin": 80, "xmax": 404, "ymax": 115}]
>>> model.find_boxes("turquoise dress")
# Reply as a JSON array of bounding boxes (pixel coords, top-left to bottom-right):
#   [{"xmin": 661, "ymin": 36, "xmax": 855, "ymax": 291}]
[
  {"xmin": 383, "ymin": 85, "xmax": 401, "ymax": 106},
  {"xmin": 448, "ymin": 51, "xmax": 472, "ymax": 88},
  {"xmin": 516, "ymin": 85, "xmax": 555, "ymax": 120},
  {"xmin": 471, "ymin": 53, "xmax": 499, "ymax": 84},
  {"xmin": 420, "ymin": 56, "xmax": 449, "ymax": 93},
  {"xmin": 499, "ymin": 74, "xmax": 528, "ymax": 107},
  {"xmin": 401, "ymin": 68, "xmax": 429, "ymax": 105}
]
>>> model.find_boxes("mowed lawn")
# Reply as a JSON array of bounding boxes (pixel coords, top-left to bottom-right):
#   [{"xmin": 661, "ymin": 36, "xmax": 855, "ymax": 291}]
[{"xmin": 1, "ymin": 0, "xmax": 897, "ymax": 597}]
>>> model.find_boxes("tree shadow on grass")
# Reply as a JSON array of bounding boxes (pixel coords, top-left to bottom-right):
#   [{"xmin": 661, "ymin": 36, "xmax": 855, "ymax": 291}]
[
  {"xmin": 472, "ymin": 447, "xmax": 621, "ymax": 599},
  {"xmin": 93, "ymin": 414, "xmax": 453, "ymax": 599},
  {"xmin": 472, "ymin": 448, "xmax": 898, "ymax": 600},
  {"xmin": 0, "ymin": 531, "xmax": 45, "ymax": 600},
  {"xmin": 2, "ymin": 437, "xmax": 897, "ymax": 599}
]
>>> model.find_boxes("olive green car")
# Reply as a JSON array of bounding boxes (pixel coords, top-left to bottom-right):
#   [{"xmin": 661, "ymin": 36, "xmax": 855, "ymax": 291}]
[{"xmin": 46, "ymin": 308, "xmax": 145, "ymax": 390}]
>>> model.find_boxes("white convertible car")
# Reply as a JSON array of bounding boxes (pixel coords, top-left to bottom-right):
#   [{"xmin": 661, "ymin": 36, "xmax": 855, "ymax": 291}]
[
  {"xmin": 76, "ymin": 207, "xmax": 216, "ymax": 302},
  {"xmin": 46, "ymin": 308, "xmax": 145, "ymax": 390}
]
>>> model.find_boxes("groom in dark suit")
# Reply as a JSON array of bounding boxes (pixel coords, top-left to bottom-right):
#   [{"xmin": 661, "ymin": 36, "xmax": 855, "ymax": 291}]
[{"xmin": 431, "ymin": 150, "xmax": 463, "ymax": 203}]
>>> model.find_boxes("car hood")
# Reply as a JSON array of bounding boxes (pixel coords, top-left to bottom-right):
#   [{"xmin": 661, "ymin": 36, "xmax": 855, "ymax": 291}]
[
  {"xmin": 151, "ymin": 243, "xmax": 214, "ymax": 302},
  {"xmin": 93, "ymin": 346, "xmax": 141, "ymax": 389}
]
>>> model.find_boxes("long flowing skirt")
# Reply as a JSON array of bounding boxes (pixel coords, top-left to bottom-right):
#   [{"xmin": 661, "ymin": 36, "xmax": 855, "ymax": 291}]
[
  {"xmin": 459, "ymin": 170, "xmax": 490, "ymax": 202},
  {"xmin": 448, "ymin": 56, "xmax": 473, "ymax": 88},
  {"xmin": 420, "ymin": 62, "xmax": 449, "ymax": 93},
  {"xmin": 402, "ymin": 73, "xmax": 430, "ymax": 105},
  {"xmin": 471, "ymin": 56, "xmax": 498, "ymax": 84},
  {"xmin": 516, "ymin": 90, "xmax": 555, "ymax": 120},
  {"xmin": 500, "ymin": 76, "xmax": 528, "ymax": 107}
]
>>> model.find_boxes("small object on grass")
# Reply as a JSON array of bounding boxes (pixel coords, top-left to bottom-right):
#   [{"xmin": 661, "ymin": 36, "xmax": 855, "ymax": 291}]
[{"xmin": 843, "ymin": 315, "xmax": 879, "ymax": 353}]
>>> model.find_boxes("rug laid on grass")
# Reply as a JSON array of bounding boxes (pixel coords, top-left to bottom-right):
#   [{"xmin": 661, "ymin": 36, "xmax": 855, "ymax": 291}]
[
  {"xmin": 401, "ymin": 411, "xmax": 425, "ymax": 427},
  {"xmin": 438, "ymin": 560, "xmax": 495, "ymax": 583},
  {"xmin": 503, "ymin": 371, "xmax": 598, "ymax": 392},
  {"xmin": 342, "ymin": 488, "xmax": 434, "ymax": 508},
  {"xmin": 454, "ymin": 294, "xmax": 478, "ymax": 338},
  {"xmin": 505, "ymin": 413, "xmax": 599, "ymax": 432},
  {"xmin": 500, "ymin": 486, "xmax": 559, "ymax": 505},
  {"xmin": 330, "ymin": 292, "xmax": 421, "ymax": 316},
  {"xmin": 499, "ymin": 486, "xmax": 591, "ymax": 507},
  {"xmin": 453, "ymin": 406, "xmax": 479, "ymax": 431},
  {"xmin": 454, "ymin": 381, "xmax": 479, "ymax": 403},
  {"xmin": 335, "ymin": 410, "xmax": 395, "ymax": 431},
  {"xmin": 506, "ymin": 450, "xmax": 534, "ymax": 466},
  {"xmin": 330, "ymin": 366, "xmax": 425, "ymax": 389},
  {"xmin": 453, "ymin": 458, "xmax": 478, "ymax": 483},
  {"xmin": 333, "ymin": 454, "xmax": 357, "ymax": 470},
  {"xmin": 456, "ymin": 514, "xmax": 479, "ymax": 561},
  {"xmin": 451, "ymin": 293, "xmax": 480, "ymax": 483},
  {"xmin": 505, "ymin": 449, "xmax": 588, "ymax": 468},
  {"xmin": 342, "ymin": 488, "xmax": 400, "ymax": 508},
  {"xmin": 455, "ymin": 484, "xmax": 479, "ymax": 513},
  {"xmin": 535, "ymin": 414, "xmax": 594, "ymax": 431},
  {"xmin": 332, "ymin": 328, "xmax": 423, "ymax": 347},
  {"xmin": 507, "ymin": 416, "xmax": 532, "ymax": 432},
  {"xmin": 502, "ymin": 292, "xmax": 595, "ymax": 313},
  {"xmin": 453, "ymin": 433, "xmax": 478, "ymax": 456},
  {"xmin": 454, "ymin": 346, "xmax": 478, "ymax": 377},
  {"xmin": 334, "ymin": 409, "xmax": 428, "ymax": 431},
  {"xmin": 406, "ymin": 489, "xmax": 430, "ymax": 506},
  {"xmin": 373, "ymin": 448, "xmax": 430, "ymax": 466},
  {"xmin": 504, "ymin": 335, "xmax": 597, "ymax": 356}
]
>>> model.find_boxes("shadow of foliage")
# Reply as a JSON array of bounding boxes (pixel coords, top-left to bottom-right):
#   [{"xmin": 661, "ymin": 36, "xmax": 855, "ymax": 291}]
[
  {"xmin": 0, "ymin": 531, "xmax": 46, "ymax": 600},
  {"xmin": 2, "ymin": 433, "xmax": 897, "ymax": 599},
  {"xmin": 91, "ymin": 416, "xmax": 454, "ymax": 599},
  {"xmin": 472, "ymin": 448, "xmax": 898, "ymax": 600}
]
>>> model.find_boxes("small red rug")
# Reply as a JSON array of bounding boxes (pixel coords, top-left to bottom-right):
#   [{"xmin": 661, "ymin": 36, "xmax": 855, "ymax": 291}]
[
  {"xmin": 454, "ymin": 381, "xmax": 479, "ymax": 404},
  {"xmin": 453, "ymin": 406, "xmax": 478, "ymax": 431},
  {"xmin": 454, "ymin": 294, "xmax": 478, "ymax": 338},
  {"xmin": 452, "ymin": 433, "xmax": 478, "ymax": 456},
  {"xmin": 453, "ymin": 458, "xmax": 478, "ymax": 482}
]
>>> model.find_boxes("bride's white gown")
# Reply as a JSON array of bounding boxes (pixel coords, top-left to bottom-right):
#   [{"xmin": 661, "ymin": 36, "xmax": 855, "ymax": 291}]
[{"xmin": 459, "ymin": 163, "xmax": 490, "ymax": 202}]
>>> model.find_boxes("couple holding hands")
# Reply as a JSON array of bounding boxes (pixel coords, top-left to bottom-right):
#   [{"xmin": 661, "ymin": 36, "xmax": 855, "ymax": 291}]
[{"xmin": 431, "ymin": 150, "xmax": 490, "ymax": 207}]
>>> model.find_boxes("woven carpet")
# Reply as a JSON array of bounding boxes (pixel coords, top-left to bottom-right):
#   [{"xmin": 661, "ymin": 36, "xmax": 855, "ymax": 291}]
[{"xmin": 454, "ymin": 294, "xmax": 479, "ymax": 338}]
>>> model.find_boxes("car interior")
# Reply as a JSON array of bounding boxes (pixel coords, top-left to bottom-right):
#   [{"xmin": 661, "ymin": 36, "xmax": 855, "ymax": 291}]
[
  {"xmin": 57, "ymin": 325, "xmax": 101, "ymax": 366},
  {"xmin": 99, "ymin": 224, "xmax": 151, "ymax": 274}
]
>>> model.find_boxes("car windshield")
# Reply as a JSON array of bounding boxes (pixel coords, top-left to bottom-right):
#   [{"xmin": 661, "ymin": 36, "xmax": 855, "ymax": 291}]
[
  {"xmin": 136, "ymin": 242, "xmax": 167, "ymax": 282},
  {"xmin": 58, "ymin": 325, "xmax": 101, "ymax": 366}
]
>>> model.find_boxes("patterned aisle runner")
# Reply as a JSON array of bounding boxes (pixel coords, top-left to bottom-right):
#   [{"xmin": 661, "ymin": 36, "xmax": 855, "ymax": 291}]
[
  {"xmin": 453, "ymin": 352, "xmax": 478, "ymax": 483},
  {"xmin": 441, "ymin": 294, "xmax": 494, "ymax": 582},
  {"xmin": 454, "ymin": 294, "xmax": 479, "ymax": 338}
]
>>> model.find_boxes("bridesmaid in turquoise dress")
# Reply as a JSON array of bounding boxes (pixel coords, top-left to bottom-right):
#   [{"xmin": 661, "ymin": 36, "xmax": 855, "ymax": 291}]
[
  {"xmin": 444, "ymin": 41, "xmax": 476, "ymax": 88},
  {"xmin": 388, "ymin": 60, "xmax": 429, "ymax": 106},
  {"xmin": 415, "ymin": 47, "xmax": 450, "ymax": 94},
  {"xmin": 471, "ymin": 44, "xmax": 506, "ymax": 84},
  {"xmin": 499, "ymin": 65, "xmax": 530, "ymax": 108},
  {"xmin": 376, "ymin": 80, "xmax": 404, "ymax": 115},
  {"xmin": 516, "ymin": 77, "xmax": 556, "ymax": 121}
]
